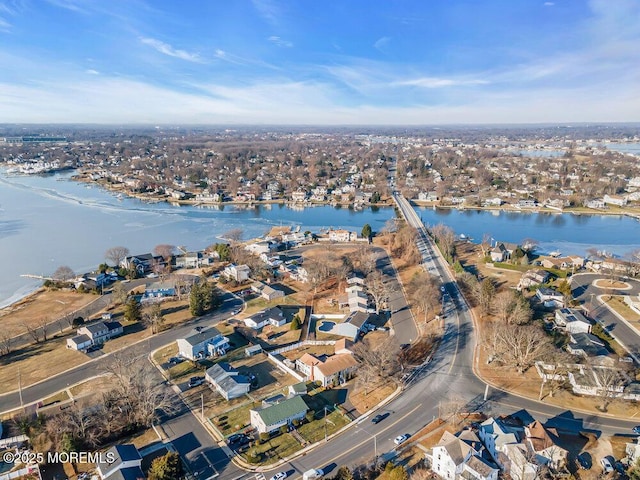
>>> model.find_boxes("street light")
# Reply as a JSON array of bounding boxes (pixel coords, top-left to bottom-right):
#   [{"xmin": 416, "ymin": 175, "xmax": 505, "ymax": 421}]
[{"xmin": 357, "ymin": 424, "xmax": 377, "ymax": 464}]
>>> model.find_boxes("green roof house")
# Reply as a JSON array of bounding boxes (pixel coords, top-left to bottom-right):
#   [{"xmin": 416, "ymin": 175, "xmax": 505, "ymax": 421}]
[{"xmin": 250, "ymin": 396, "xmax": 308, "ymax": 433}]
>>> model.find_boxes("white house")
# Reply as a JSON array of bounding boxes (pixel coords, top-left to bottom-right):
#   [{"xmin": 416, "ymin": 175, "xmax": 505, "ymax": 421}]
[
  {"xmin": 250, "ymin": 395, "xmax": 308, "ymax": 434},
  {"xmin": 251, "ymin": 281, "xmax": 285, "ymax": 301},
  {"xmin": 604, "ymin": 194, "xmax": 627, "ymax": 207},
  {"xmin": 524, "ymin": 421, "xmax": 568, "ymax": 470},
  {"xmin": 67, "ymin": 321, "xmax": 123, "ymax": 351},
  {"xmin": 535, "ymin": 287, "xmax": 564, "ymax": 308},
  {"xmin": 328, "ymin": 229, "xmax": 357, "ymax": 242},
  {"xmin": 430, "ymin": 431, "xmax": 497, "ymax": 480},
  {"xmin": 205, "ymin": 362, "xmax": 251, "ymax": 400},
  {"xmin": 554, "ymin": 308, "xmax": 592, "ymax": 334},
  {"xmin": 478, "ymin": 417, "xmax": 523, "ymax": 467},
  {"xmin": 223, "ymin": 264, "xmax": 251, "ymax": 282},
  {"xmin": 176, "ymin": 327, "xmax": 230, "ymax": 360},
  {"xmin": 330, "ymin": 311, "xmax": 371, "ymax": 341},
  {"xmin": 502, "ymin": 443, "xmax": 539, "ymax": 480},
  {"xmin": 244, "ymin": 307, "xmax": 286, "ymax": 330},
  {"xmin": 490, "ymin": 243, "xmax": 508, "ymax": 263}
]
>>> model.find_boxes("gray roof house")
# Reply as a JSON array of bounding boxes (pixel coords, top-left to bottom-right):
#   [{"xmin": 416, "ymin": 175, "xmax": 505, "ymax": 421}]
[
  {"xmin": 67, "ymin": 321, "xmax": 123, "ymax": 351},
  {"xmin": 330, "ymin": 311, "xmax": 370, "ymax": 341},
  {"xmin": 244, "ymin": 307, "xmax": 286, "ymax": 330},
  {"xmin": 96, "ymin": 444, "xmax": 143, "ymax": 480},
  {"xmin": 478, "ymin": 417, "xmax": 523, "ymax": 467},
  {"xmin": 176, "ymin": 326, "xmax": 230, "ymax": 360},
  {"xmin": 566, "ymin": 332, "xmax": 608, "ymax": 357},
  {"xmin": 554, "ymin": 308, "xmax": 592, "ymax": 334},
  {"xmin": 205, "ymin": 362, "xmax": 251, "ymax": 400},
  {"xmin": 250, "ymin": 395, "xmax": 308, "ymax": 433}
]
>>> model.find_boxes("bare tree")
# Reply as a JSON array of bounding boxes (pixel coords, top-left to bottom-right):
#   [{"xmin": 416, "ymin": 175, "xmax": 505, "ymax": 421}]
[
  {"xmin": 480, "ymin": 233, "xmax": 492, "ymax": 257},
  {"xmin": 409, "ymin": 272, "xmax": 441, "ymax": 323},
  {"xmin": 431, "ymin": 223, "xmax": 456, "ymax": 261},
  {"xmin": 222, "ymin": 228, "xmax": 244, "ymax": 242},
  {"xmin": 0, "ymin": 331, "xmax": 13, "ymax": 356},
  {"xmin": 143, "ymin": 303, "xmax": 165, "ymax": 334},
  {"xmin": 439, "ymin": 395, "xmax": 468, "ymax": 426},
  {"xmin": 52, "ymin": 265, "xmax": 75, "ymax": 282},
  {"xmin": 105, "ymin": 246, "xmax": 130, "ymax": 267},
  {"xmin": 23, "ymin": 322, "xmax": 43, "ymax": 344},
  {"xmin": 111, "ymin": 282, "xmax": 129, "ymax": 305},
  {"xmin": 590, "ymin": 365, "xmax": 626, "ymax": 412},
  {"xmin": 153, "ymin": 244, "xmax": 175, "ymax": 260},
  {"xmin": 483, "ymin": 323, "xmax": 554, "ymax": 374},
  {"xmin": 495, "ymin": 291, "xmax": 532, "ymax": 325},
  {"xmin": 366, "ymin": 270, "xmax": 388, "ymax": 314},
  {"xmin": 352, "ymin": 337, "xmax": 402, "ymax": 385}
]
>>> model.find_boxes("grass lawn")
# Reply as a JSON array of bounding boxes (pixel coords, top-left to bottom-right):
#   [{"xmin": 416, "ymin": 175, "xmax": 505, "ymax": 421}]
[
  {"xmin": 0, "ymin": 335, "xmax": 87, "ymax": 393},
  {"xmin": 152, "ymin": 343, "xmax": 178, "ymax": 365},
  {"xmin": 243, "ymin": 296, "xmax": 300, "ymax": 316},
  {"xmin": 41, "ymin": 390, "xmax": 71, "ymax": 407},
  {"xmin": 605, "ymin": 296, "xmax": 640, "ymax": 323},
  {"xmin": 244, "ymin": 433, "xmax": 301, "ymax": 465},
  {"xmin": 298, "ymin": 410, "xmax": 350, "ymax": 443},
  {"xmin": 211, "ymin": 401, "xmax": 259, "ymax": 436}
]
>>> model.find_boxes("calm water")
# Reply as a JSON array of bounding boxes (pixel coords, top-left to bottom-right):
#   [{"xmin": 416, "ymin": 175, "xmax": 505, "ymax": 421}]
[{"xmin": 1, "ymin": 170, "xmax": 639, "ymax": 307}]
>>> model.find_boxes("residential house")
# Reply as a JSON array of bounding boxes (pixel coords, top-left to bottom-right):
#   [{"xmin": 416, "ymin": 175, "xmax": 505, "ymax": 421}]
[
  {"xmin": 535, "ymin": 287, "xmax": 564, "ymax": 308},
  {"xmin": 296, "ymin": 353, "xmax": 323, "ymax": 380},
  {"xmin": 176, "ymin": 326, "xmax": 230, "ymax": 360},
  {"xmin": 523, "ymin": 421, "xmax": 568, "ymax": 470},
  {"xmin": 205, "ymin": 362, "xmax": 251, "ymax": 400},
  {"xmin": 314, "ymin": 353, "xmax": 358, "ymax": 387},
  {"xmin": 478, "ymin": 417, "xmax": 523, "ymax": 467},
  {"xmin": 566, "ymin": 332, "xmax": 608, "ymax": 358},
  {"xmin": 174, "ymin": 251, "xmax": 213, "ymax": 269},
  {"xmin": 626, "ymin": 437, "xmax": 640, "ymax": 464},
  {"xmin": 246, "ymin": 241, "xmax": 276, "ymax": 255},
  {"xmin": 330, "ymin": 311, "xmax": 371, "ymax": 341},
  {"xmin": 67, "ymin": 321, "xmax": 123, "ymax": 351},
  {"xmin": 288, "ymin": 382, "xmax": 307, "ymax": 396},
  {"xmin": 541, "ymin": 257, "xmax": 578, "ymax": 270},
  {"xmin": 96, "ymin": 444, "xmax": 144, "ymax": 480},
  {"xmin": 120, "ymin": 253, "xmax": 161, "ymax": 275},
  {"xmin": 250, "ymin": 395, "xmax": 308, "ymax": 434},
  {"xmin": 502, "ymin": 443, "xmax": 539, "ymax": 480},
  {"xmin": 517, "ymin": 270, "xmax": 550, "ymax": 290},
  {"xmin": 604, "ymin": 194, "xmax": 627, "ymax": 207},
  {"xmin": 223, "ymin": 264, "xmax": 251, "ymax": 283},
  {"xmin": 490, "ymin": 243, "xmax": 509, "ymax": 263},
  {"xmin": 624, "ymin": 295, "xmax": 640, "ymax": 316},
  {"xmin": 291, "ymin": 189, "xmax": 307, "ymax": 203},
  {"xmin": 584, "ymin": 199, "xmax": 606, "ymax": 209},
  {"xmin": 346, "ymin": 273, "xmax": 365, "ymax": 286},
  {"xmin": 430, "ymin": 430, "xmax": 497, "ymax": 480},
  {"xmin": 143, "ymin": 281, "xmax": 176, "ymax": 300},
  {"xmin": 251, "ymin": 281, "xmax": 285, "ymax": 301},
  {"xmin": 554, "ymin": 308, "xmax": 592, "ymax": 334},
  {"xmin": 328, "ymin": 229, "xmax": 358, "ymax": 242},
  {"xmin": 244, "ymin": 307, "xmax": 286, "ymax": 330}
]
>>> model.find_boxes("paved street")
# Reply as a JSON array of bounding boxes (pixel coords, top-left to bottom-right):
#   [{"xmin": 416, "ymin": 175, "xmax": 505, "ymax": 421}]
[{"xmin": 571, "ymin": 272, "xmax": 640, "ymax": 362}]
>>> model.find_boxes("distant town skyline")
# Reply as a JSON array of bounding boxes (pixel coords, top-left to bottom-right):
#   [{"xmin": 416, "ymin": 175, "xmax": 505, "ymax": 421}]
[{"xmin": 0, "ymin": 0, "xmax": 638, "ymax": 125}]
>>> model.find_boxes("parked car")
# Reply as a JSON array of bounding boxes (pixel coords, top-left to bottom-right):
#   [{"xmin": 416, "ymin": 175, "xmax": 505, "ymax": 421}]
[
  {"xmin": 188, "ymin": 376, "xmax": 204, "ymax": 388},
  {"xmin": 600, "ymin": 456, "xmax": 614, "ymax": 473},
  {"xmin": 169, "ymin": 356, "xmax": 184, "ymax": 365},
  {"xmin": 394, "ymin": 434, "xmax": 410, "ymax": 445},
  {"xmin": 269, "ymin": 472, "xmax": 288, "ymax": 480},
  {"xmin": 576, "ymin": 452, "xmax": 592, "ymax": 470},
  {"xmin": 633, "ymin": 425, "xmax": 640, "ymax": 435}
]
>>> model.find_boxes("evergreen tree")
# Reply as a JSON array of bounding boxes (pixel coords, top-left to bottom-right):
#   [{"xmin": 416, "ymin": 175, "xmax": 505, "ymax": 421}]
[
  {"xmin": 291, "ymin": 314, "xmax": 301, "ymax": 330},
  {"xmin": 124, "ymin": 297, "xmax": 141, "ymax": 322},
  {"xmin": 148, "ymin": 452, "xmax": 183, "ymax": 480},
  {"xmin": 361, "ymin": 223, "xmax": 372, "ymax": 239}
]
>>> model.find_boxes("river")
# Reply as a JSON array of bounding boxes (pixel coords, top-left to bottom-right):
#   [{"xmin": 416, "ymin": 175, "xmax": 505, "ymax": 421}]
[{"xmin": 0, "ymin": 170, "xmax": 639, "ymax": 308}]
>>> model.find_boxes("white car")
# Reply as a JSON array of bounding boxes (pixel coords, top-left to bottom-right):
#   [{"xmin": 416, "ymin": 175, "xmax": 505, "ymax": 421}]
[
  {"xmin": 600, "ymin": 456, "xmax": 614, "ymax": 473},
  {"xmin": 269, "ymin": 472, "xmax": 288, "ymax": 480},
  {"xmin": 394, "ymin": 434, "xmax": 410, "ymax": 445}
]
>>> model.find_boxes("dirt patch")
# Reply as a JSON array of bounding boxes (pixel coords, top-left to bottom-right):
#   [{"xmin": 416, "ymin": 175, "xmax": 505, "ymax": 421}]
[
  {"xmin": 593, "ymin": 279, "xmax": 630, "ymax": 290},
  {"xmin": 349, "ymin": 381, "xmax": 396, "ymax": 414}
]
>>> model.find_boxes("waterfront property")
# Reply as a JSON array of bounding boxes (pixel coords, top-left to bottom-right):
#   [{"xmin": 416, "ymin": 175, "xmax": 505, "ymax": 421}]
[{"xmin": 66, "ymin": 321, "xmax": 123, "ymax": 351}]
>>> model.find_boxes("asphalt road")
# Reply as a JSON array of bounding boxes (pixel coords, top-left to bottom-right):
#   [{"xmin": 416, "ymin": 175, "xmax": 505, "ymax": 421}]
[
  {"xmin": 0, "ymin": 291, "xmax": 242, "ymax": 408},
  {"xmin": 571, "ymin": 272, "xmax": 640, "ymax": 363}
]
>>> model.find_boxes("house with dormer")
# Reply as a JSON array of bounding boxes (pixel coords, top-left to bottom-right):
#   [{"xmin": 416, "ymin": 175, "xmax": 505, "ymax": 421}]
[{"xmin": 430, "ymin": 430, "xmax": 497, "ymax": 480}]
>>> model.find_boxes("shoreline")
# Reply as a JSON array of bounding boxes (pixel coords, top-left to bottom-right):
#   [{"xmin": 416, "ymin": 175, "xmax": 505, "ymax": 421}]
[{"xmin": 72, "ymin": 172, "xmax": 640, "ymax": 219}]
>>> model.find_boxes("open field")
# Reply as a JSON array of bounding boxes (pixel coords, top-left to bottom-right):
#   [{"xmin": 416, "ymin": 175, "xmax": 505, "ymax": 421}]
[{"xmin": 0, "ymin": 289, "xmax": 99, "ymax": 336}]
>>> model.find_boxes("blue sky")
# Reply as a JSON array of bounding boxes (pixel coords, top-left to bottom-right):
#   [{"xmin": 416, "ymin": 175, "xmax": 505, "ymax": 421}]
[{"xmin": 0, "ymin": 0, "xmax": 639, "ymax": 124}]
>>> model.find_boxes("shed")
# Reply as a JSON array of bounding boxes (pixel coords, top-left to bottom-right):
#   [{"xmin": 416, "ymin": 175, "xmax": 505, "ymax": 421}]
[{"xmin": 245, "ymin": 344, "xmax": 263, "ymax": 357}]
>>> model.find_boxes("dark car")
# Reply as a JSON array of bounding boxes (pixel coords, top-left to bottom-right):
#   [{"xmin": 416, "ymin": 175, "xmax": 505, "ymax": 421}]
[
  {"xmin": 188, "ymin": 376, "xmax": 204, "ymax": 388},
  {"xmin": 633, "ymin": 425, "xmax": 640, "ymax": 435},
  {"xmin": 168, "ymin": 356, "xmax": 184, "ymax": 365},
  {"xmin": 371, "ymin": 413, "xmax": 389, "ymax": 424},
  {"xmin": 576, "ymin": 452, "xmax": 592, "ymax": 470}
]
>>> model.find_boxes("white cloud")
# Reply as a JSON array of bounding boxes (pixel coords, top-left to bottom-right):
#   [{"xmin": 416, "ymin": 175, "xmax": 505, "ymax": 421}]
[
  {"xmin": 140, "ymin": 37, "xmax": 202, "ymax": 63},
  {"xmin": 543, "ymin": 2, "xmax": 554, "ymax": 6},
  {"xmin": 373, "ymin": 36, "xmax": 391, "ymax": 51},
  {"xmin": 85, "ymin": 69, "xmax": 99, "ymax": 75},
  {"xmin": 251, "ymin": 0, "xmax": 281, "ymax": 25},
  {"xmin": 393, "ymin": 77, "xmax": 489, "ymax": 88},
  {"xmin": 268, "ymin": 36, "xmax": 293, "ymax": 48}
]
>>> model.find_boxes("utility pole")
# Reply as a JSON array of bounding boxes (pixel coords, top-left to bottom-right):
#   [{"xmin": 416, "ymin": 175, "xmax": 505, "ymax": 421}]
[
  {"xmin": 201, "ymin": 393, "xmax": 204, "ymax": 421},
  {"xmin": 324, "ymin": 406, "xmax": 328, "ymax": 442},
  {"xmin": 18, "ymin": 367, "xmax": 24, "ymax": 411}
]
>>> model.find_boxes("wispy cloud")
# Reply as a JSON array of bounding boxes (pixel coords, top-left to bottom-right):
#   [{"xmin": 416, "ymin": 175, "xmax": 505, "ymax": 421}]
[
  {"xmin": 543, "ymin": 2, "xmax": 554, "ymax": 6},
  {"xmin": 251, "ymin": 0, "xmax": 281, "ymax": 26},
  {"xmin": 373, "ymin": 36, "xmax": 391, "ymax": 52},
  {"xmin": 268, "ymin": 35, "xmax": 292, "ymax": 48},
  {"xmin": 140, "ymin": 37, "xmax": 202, "ymax": 63},
  {"xmin": 392, "ymin": 77, "xmax": 489, "ymax": 88},
  {"xmin": 85, "ymin": 69, "xmax": 99, "ymax": 75},
  {"xmin": 44, "ymin": 0, "xmax": 88, "ymax": 14},
  {"xmin": 0, "ymin": 17, "xmax": 10, "ymax": 32}
]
